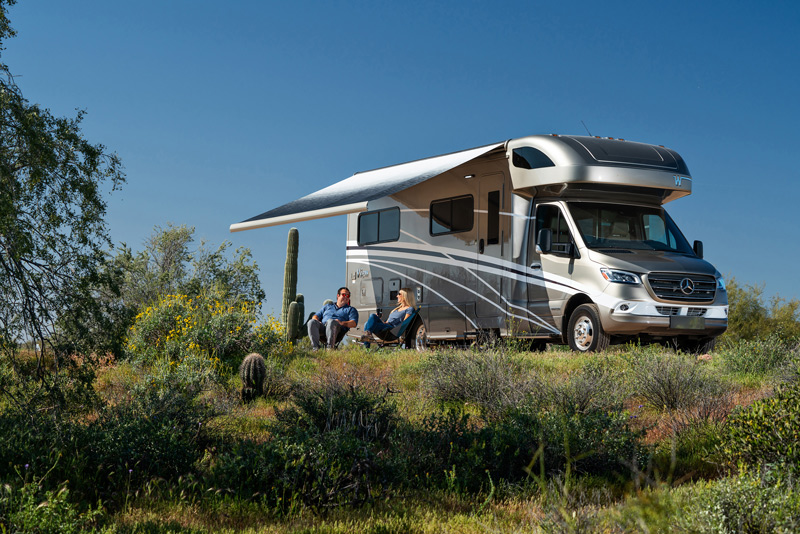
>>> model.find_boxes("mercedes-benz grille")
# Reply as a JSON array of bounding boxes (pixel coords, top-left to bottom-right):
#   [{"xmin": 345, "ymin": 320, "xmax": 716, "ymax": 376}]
[{"xmin": 646, "ymin": 273, "xmax": 716, "ymax": 302}]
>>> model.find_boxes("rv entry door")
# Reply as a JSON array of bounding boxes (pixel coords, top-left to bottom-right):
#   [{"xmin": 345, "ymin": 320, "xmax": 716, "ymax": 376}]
[{"xmin": 475, "ymin": 173, "xmax": 506, "ymax": 318}]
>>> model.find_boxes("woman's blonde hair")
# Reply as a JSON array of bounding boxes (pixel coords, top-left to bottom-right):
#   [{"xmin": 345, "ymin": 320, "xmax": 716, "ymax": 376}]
[{"xmin": 399, "ymin": 287, "xmax": 416, "ymax": 309}]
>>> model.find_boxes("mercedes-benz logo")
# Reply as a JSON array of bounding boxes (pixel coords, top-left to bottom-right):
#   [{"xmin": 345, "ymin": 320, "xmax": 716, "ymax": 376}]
[{"xmin": 680, "ymin": 278, "xmax": 695, "ymax": 295}]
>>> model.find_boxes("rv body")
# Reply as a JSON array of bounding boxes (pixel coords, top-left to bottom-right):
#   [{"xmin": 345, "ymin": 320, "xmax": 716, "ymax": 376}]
[{"xmin": 232, "ymin": 134, "xmax": 728, "ymax": 352}]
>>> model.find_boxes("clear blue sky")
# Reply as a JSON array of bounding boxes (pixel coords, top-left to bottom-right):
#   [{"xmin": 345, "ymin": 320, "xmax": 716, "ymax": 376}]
[{"xmin": 4, "ymin": 1, "xmax": 799, "ymax": 314}]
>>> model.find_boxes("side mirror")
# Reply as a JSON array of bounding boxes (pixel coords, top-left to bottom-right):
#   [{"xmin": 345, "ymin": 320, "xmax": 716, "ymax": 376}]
[
  {"xmin": 693, "ymin": 240, "xmax": 704, "ymax": 259},
  {"xmin": 536, "ymin": 228, "xmax": 552, "ymax": 254}
]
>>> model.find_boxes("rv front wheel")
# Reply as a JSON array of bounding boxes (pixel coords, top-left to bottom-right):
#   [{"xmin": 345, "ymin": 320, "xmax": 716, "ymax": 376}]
[{"xmin": 567, "ymin": 304, "xmax": 610, "ymax": 353}]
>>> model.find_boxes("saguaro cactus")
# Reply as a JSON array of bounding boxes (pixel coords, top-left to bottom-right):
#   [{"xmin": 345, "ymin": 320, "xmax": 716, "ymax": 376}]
[
  {"xmin": 240, "ymin": 352, "xmax": 267, "ymax": 402},
  {"xmin": 281, "ymin": 228, "xmax": 299, "ymax": 326},
  {"xmin": 295, "ymin": 294, "xmax": 305, "ymax": 339},
  {"xmin": 286, "ymin": 301, "xmax": 299, "ymax": 342}
]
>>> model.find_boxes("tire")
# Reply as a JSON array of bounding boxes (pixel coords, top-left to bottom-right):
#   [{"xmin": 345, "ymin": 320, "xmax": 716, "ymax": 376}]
[
  {"xmin": 411, "ymin": 321, "xmax": 428, "ymax": 352},
  {"xmin": 567, "ymin": 303, "xmax": 610, "ymax": 353}
]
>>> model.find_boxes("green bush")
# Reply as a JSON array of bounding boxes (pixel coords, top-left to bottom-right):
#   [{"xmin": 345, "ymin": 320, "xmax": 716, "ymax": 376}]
[
  {"xmin": 0, "ymin": 480, "xmax": 107, "ymax": 534},
  {"xmin": 392, "ymin": 406, "xmax": 645, "ymax": 493},
  {"xmin": 716, "ymin": 378, "xmax": 800, "ymax": 469},
  {"xmin": 718, "ymin": 334, "xmax": 799, "ymax": 376},
  {"xmin": 540, "ymin": 358, "xmax": 627, "ymax": 416},
  {"xmin": 275, "ymin": 367, "xmax": 397, "ymax": 442},
  {"xmin": 631, "ymin": 351, "xmax": 724, "ymax": 411},
  {"xmin": 420, "ymin": 349, "xmax": 534, "ymax": 420},
  {"xmin": 125, "ymin": 293, "xmax": 292, "ymax": 371},
  {"xmin": 204, "ymin": 367, "xmax": 398, "ymax": 511}
]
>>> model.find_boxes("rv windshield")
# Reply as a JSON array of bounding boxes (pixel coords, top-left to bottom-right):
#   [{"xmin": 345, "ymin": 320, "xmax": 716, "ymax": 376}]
[{"xmin": 568, "ymin": 202, "xmax": 694, "ymax": 254}]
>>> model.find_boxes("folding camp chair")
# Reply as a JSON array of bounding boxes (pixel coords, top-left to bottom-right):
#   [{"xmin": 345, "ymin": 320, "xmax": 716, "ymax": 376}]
[
  {"xmin": 368, "ymin": 307, "xmax": 420, "ymax": 349},
  {"xmin": 303, "ymin": 312, "xmax": 347, "ymax": 348}
]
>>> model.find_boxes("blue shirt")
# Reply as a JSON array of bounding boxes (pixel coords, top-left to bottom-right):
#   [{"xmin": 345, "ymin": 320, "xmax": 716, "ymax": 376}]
[
  {"xmin": 316, "ymin": 303, "xmax": 359, "ymax": 325},
  {"xmin": 386, "ymin": 306, "xmax": 413, "ymax": 328}
]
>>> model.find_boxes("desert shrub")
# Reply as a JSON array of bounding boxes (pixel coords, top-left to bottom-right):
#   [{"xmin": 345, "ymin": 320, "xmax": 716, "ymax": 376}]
[
  {"xmin": 420, "ymin": 349, "xmax": 534, "ymax": 420},
  {"xmin": 275, "ymin": 366, "xmax": 397, "ymax": 442},
  {"xmin": 89, "ymin": 389, "xmax": 209, "ymax": 480},
  {"xmin": 205, "ymin": 430, "xmax": 386, "ymax": 512},
  {"xmin": 0, "ymin": 479, "xmax": 106, "ymax": 534},
  {"xmin": 718, "ymin": 333, "xmax": 799, "ymax": 376},
  {"xmin": 392, "ymin": 406, "xmax": 645, "ymax": 493},
  {"xmin": 681, "ymin": 465, "xmax": 800, "ymax": 533},
  {"xmin": 605, "ymin": 465, "xmax": 800, "ymax": 533},
  {"xmin": 204, "ymin": 367, "xmax": 398, "ymax": 511},
  {"xmin": 261, "ymin": 356, "xmax": 293, "ymax": 400},
  {"xmin": 0, "ymin": 372, "xmax": 212, "ymax": 505},
  {"xmin": 631, "ymin": 351, "xmax": 724, "ymax": 411},
  {"xmin": 539, "ymin": 358, "xmax": 627, "ymax": 416},
  {"xmin": 125, "ymin": 293, "xmax": 291, "ymax": 371},
  {"xmin": 716, "ymin": 377, "xmax": 800, "ymax": 469}
]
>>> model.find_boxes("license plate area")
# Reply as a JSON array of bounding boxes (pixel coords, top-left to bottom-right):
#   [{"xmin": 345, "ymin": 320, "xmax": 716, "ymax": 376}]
[{"xmin": 670, "ymin": 316, "xmax": 706, "ymax": 330}]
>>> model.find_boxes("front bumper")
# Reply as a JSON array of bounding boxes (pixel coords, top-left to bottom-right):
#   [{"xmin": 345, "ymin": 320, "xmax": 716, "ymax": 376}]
[{"xmin": 598, "ymin": 300, "xmax": 728, "ymax": 337}]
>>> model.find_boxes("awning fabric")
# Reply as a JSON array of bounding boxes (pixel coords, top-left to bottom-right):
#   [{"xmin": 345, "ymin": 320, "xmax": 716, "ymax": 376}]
[{"xmin": 230, "ymin": 142, "xmax": 503, "ymax": 232}]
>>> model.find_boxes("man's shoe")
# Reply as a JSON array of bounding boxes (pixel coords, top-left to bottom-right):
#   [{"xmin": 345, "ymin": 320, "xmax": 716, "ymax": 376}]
[{"xmin": 359, "ymin": 333, "xmax": 375, "ymax": 342}]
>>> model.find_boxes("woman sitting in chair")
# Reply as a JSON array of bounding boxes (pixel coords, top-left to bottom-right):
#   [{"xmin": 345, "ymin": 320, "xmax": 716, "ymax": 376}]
[{"xmin": 360, "ymin": 287, "xmax": 416, "ymax": 342}]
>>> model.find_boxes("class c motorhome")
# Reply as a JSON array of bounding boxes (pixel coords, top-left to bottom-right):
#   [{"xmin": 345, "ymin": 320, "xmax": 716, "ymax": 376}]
[{"xmin": 231, "ymin": 134, "xmax": 728, "ymax": 352}]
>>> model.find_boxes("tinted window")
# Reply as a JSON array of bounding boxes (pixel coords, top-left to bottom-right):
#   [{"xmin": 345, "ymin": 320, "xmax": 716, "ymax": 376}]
[
  {"xmin": 358, "ymin": 208, "xmax": 400, "ymax": 245},
  {"xmin": 512, "ymin": 147, "xmax": 555, "ymax": 170},
  {"xmin": 568, "ymin": 202, "xmax": 693, "ymax": 254},
  {"xmin": 536, "ymin": 204, "xmax": 573, "ymax": 255},
  {"xmin": 487, "ymin": 190, "xmax": 499, "ymax": 245},
  {"xmin": 430, "ymin": 195, "xmax": 474, "ymax": 235}
]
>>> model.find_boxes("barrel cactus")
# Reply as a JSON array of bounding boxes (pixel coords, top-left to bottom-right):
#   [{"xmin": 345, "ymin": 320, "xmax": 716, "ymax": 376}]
[
  {"xmin": 281, "ymin": 228, "xmax": 299, "ymax": 326},
  {"xmin": 240, "ymin": 352, "xmax": 267, "ymax": 402}
]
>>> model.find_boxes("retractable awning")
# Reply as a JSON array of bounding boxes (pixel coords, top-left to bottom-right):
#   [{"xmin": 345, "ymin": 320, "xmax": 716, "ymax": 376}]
[{"xmin": 230, "ymin": 142, "xmax": 503, "ymax": 232}]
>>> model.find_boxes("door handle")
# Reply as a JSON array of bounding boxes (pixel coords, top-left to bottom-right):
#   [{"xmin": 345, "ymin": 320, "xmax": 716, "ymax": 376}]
[
  {"xmin": 529, "ymin": 262, "xmax": 542, "ymax": 270},
  {"xmin": 479, "ymin": 238, "xmax": 485, "ymax": 254}
]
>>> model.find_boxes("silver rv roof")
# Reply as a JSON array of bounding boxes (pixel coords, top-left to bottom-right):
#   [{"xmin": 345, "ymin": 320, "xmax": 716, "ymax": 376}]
[{"xmin": 230, "ymin": 135, "xmax": 692, "ymax": 232}]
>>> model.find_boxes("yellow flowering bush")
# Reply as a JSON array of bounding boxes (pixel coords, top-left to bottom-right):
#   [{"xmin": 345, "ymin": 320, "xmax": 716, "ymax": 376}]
[{"xmin": 126, "ymin": 294, "xmax": 292, "ymax": 371}]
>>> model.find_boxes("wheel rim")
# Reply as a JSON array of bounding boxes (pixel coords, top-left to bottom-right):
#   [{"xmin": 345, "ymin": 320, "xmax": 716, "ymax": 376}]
[
  {"xmin": 573, "ymin": 315, "xmax": 594, "ymax": 351},
  {"xmin": 415, "ymin": 324, "xmax": 428, "ymax": 352}
]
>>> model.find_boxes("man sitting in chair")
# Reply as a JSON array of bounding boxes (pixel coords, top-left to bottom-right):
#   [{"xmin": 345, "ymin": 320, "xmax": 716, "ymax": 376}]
[
  {"xmin": 360, "ymin": 287, "xmax": 415, "ymax": 343},
  {"xmin": 307, "ymin": 287, "xmax": 358, "ymax": 350}
]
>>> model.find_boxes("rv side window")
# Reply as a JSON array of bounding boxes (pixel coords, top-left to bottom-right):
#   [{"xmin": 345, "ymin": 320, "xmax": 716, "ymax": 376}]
[
  {"xmin": 357, "ymin": 207, "xmax": 400, "ymax": 245},
  {"xmin": 430, "ymin": 195, "xmax": 474, "ymax": 235},
  {"xmin": 535, "ymin": 204, "xmax": 573, "ymax": 255},
  {"xmin": 487, "ymin": 190, "xmax": 500, "ymax": 245}
]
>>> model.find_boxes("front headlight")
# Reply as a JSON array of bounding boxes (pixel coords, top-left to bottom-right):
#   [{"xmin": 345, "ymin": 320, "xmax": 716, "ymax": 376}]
[
  {"xmin": 600, "ymin": 268, "xmax": 641, "ymax": 285},
  {"xmin": 717, "ymin": 276, "xmax": 726, "ymax": 291}
]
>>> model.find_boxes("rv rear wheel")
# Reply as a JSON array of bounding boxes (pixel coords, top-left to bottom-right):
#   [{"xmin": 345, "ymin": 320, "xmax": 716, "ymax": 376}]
[
  {"xmin": 567, "ymin": 304, "xmax": 610, "ymax": 353},
  {"xmin": 412, "ymin": 322, "xmax": 428, "ymax": 352}
]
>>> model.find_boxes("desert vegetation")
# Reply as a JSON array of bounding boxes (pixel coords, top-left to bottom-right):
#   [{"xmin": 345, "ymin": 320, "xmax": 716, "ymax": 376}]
[{"xmin": 2, "ymin": 2, "xmax": 800, "ymax": 531}]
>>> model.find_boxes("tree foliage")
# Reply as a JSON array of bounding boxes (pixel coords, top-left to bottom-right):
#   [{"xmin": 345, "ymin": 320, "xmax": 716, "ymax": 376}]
[
  {"xmin": 90, "ymin": 224, "xmax": 265, "ymax": 358},
  {"xmin": 724, "ymin": 277, "xmax": 800, "ymax": 342},
  {"xmin": 0, "ymin": 1, "xmax": 125, "ymax": 409},
  {"xmin": 109, "ymin": 223, "xmax": 265, "ymax": 311}
]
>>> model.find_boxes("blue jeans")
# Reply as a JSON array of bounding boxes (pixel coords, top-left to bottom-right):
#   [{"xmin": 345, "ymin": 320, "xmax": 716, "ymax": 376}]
[{"xmin": 364, "ymin": 314, "xmax": 392, "ymax": 335}]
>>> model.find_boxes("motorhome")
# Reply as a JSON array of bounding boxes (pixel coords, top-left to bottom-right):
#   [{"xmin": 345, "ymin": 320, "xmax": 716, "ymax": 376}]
[{"xmin": 231, "ymin": 134, "xmax": 728, "ymax": 352}]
